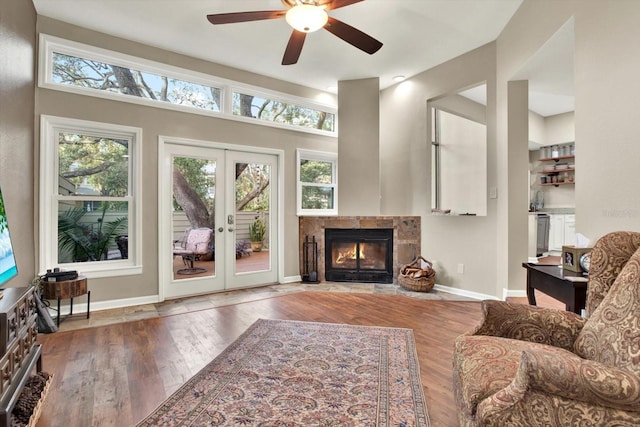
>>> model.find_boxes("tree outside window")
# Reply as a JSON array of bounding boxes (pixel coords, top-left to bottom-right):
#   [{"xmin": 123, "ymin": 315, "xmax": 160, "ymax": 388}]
[{"xmin": 297, "ymin": 150, "xmax": 338, "ymax": 216}]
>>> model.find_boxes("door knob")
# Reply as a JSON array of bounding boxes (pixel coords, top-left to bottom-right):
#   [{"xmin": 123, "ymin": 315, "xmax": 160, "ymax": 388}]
[
  {"xmin": 218, "ymin": 227, "xmax": 224, "ymax": 232},
  {"xmin": 228, "ymin": 227, "xmax": 234, "ymax": 232}
]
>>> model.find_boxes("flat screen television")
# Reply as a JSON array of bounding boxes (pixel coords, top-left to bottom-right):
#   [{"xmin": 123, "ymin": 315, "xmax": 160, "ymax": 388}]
[{"xmin": 0, "ymin": 182, "xmax": 18, "ymax": 286}]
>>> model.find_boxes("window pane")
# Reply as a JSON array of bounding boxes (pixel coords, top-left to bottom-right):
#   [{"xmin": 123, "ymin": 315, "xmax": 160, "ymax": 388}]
[
  {"xmin": 52, "ymin": 52, "xmax": 222, "ymax": 112},
  {"xmin": 301, "ymin": 186, "xmax": 334, "ymax": 209},
  {"xmin": 57, "ymin": 201, "xmax": 129, "ymax": 263},
  {"xmin": 58, "ymin": 132, "xmax": 129, "ymax": 197},
  {"xmin": 300, "ymin": 160, "xmax": 333, "ymax": 184},
  {"xmin": 232, "ymin": 92, "xmax": 335, "ymax": 132}
]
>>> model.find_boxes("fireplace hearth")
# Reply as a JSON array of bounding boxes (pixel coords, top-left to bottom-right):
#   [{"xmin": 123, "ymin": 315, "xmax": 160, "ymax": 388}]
[{"xmin": 325, "ymin": 228, "xmax": 393, "ymax": 283}]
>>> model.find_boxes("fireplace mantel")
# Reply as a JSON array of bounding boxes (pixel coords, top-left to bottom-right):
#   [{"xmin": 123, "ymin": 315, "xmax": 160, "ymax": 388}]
[{"xmin": 299, "ymin": 216, "xmax": 421, "ymax": 283}]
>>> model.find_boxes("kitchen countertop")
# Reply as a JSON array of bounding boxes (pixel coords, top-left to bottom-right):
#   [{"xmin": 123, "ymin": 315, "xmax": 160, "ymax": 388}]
[{"xmin": 528, "ymin": 208, "xmax": 575, "ymax": 215}]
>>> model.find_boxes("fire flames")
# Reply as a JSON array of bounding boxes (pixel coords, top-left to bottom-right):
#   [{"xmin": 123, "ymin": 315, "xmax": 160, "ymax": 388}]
[{"xmin": 335, "ymin": 244, "xmax": 365, "ymax": 264}]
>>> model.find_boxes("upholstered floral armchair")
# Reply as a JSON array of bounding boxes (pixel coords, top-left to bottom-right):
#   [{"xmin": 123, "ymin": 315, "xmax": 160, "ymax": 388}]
[{"xmin": 453, "ymin": 231, "xmax": 640, "ymax": 426}]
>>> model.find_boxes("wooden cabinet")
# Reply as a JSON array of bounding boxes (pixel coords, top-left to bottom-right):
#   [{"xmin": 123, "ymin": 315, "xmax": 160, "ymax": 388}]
[
  {"xmin": 0, "ymin": 286, "xmax": 43, "ymax": 426},
  {"xmin": 549, "ymin": 214, "xmax": 576, "ymax": 252}
]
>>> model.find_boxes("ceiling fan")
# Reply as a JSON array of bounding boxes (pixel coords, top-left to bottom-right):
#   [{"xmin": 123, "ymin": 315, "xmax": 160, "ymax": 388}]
[{"xmin": 206, "ymin": 0, "xmax": 383, "ymax": 65}]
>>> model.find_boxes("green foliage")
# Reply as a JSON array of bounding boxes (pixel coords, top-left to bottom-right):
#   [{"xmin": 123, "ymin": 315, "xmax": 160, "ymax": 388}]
[
  {"xmin": 58, "ymin": 133, "xmax": 129, "ymax": 197},
  {"xmin": 58, "ymin": 205, "xmax": 127, "ymax": 262},
  {"xmin": 173, "ymin": 157, "xmax": 216, "ymax": 214},
  {"xmin": 0, "ymin": 189, "xmax": 6, "ymax": 233},
  {"xmin": 249, "ymin": 217, "xmax": 266, "ymax": 242},
  {"xmin": 300, "ymin": 160, "xmax": 332, "ymax": 184}
]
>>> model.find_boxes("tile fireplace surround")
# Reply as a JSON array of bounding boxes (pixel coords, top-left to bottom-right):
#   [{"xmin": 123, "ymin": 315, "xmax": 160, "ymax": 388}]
[{"xmin": 299, "ymin": 216, "xmax": 421, "ymax": 283}]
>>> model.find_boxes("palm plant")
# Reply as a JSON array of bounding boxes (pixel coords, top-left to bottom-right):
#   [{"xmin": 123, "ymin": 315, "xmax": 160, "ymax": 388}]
[{"xmin": 58, "ymin": 205, "xmax": 127, "ymax": 262}]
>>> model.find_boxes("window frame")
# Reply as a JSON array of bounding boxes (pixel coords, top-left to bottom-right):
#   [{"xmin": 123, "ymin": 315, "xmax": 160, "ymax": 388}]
[
  {"xmin": 296, "ymin": 149, "xmax": 338, "ymax": 216},
  {"xmin": 39, "ymin": 115, "xmax": 142, "ymax": 278},
  {"xmin": 39, "ymin": 34, "xmax": 338, "ymax": 137}
]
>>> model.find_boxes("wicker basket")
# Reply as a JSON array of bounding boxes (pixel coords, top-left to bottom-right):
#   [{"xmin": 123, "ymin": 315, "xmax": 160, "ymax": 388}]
[{"xmin": 398, "ymin": 256, "xmax": 436, "ymax": 292}]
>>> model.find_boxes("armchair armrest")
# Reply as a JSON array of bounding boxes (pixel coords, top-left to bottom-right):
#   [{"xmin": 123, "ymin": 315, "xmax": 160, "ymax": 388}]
[
  {"xmin": 521, "ymin": 349, "xmax": 639, "ymax": 412},
  {"xmin": 469, "ymin": 300, "xmax": 586, "ymax": 351}
]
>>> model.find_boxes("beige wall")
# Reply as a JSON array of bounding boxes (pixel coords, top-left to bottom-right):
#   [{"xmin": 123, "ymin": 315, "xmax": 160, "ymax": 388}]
[
  {"xmin": 0, "ymin": 1, "xmax": 36, "ymax": 287},
  {"xmin": 381, "ymin": 0, "xmax": 640, "ymax": 298},
  {"xmin": 545, "ymin": 112, "xmax": 575, "ymax": 145},
  {"xmin": 5, "ymin": 0, "xmax": 640, "ymax": 304},
  {"xmin": 35, "ymin": 17, "xmax": 337, "ymax": 303},
  {"xmin": 338, "ymin": 78, "xmax": 381, "ymax": 215},
  {"xmin": 574, "ymin": 1, "xmax": 640, "ymax": 238},
  {"xmin": 380, "ymin": 42, "xmax": 498, "ymax": 296}
]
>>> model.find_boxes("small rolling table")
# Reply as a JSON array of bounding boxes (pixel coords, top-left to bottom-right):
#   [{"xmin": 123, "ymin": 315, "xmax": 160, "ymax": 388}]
[
  {"xmin": 521, "ymin": 263, "xmax": 588, "ymax": 314},
  {"xmin": 41, "ymin": 276, "xmax": 90, "ymax": 326}
]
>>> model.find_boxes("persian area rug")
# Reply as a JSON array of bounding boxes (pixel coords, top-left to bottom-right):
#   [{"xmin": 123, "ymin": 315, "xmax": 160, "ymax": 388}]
[{"xmin": 137, "ymin": 318, "xmax": 430, "ymax": 427}]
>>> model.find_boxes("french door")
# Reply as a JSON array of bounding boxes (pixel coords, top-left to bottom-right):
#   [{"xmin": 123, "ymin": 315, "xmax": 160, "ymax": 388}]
[{"xmin": 159, "ymin": 140, "xmax": 278, "ymax": 299}]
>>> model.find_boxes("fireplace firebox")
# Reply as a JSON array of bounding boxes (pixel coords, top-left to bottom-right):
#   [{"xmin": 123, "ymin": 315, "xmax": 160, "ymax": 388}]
[{"xmin": 325, "ymin": 228, "xmax": 393, "ymax": 283}]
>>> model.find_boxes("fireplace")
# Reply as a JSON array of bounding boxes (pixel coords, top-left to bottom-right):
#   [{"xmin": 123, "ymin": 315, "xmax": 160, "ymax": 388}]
[{"xmin": 325, "ymin": 228, "xmax": 393, "ymax": 283}]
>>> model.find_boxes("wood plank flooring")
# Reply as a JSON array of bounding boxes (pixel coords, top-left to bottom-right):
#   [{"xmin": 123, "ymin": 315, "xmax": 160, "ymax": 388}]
[{"xmin": 36, "ymin": 292, "xmax": 484, "ymax": 427}]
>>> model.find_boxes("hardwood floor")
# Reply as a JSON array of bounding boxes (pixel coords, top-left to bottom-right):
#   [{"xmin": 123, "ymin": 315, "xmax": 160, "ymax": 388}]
[{"xmin": 36, "ymin": 292, "xmax": 484, "ymax": 427}]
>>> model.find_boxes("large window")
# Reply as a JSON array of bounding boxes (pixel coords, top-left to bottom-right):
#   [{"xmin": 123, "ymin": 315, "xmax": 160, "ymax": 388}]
[
  {"xmin": 297, "ymin": 149, "xmax": 338, "ymax": 216},
  {"xmin": 39, "ymin": 34, "xmax": 337, "ymax": 137},
  {"xmin": 40, "ymin": 116, "xmax": 142, "ymax": 278}
]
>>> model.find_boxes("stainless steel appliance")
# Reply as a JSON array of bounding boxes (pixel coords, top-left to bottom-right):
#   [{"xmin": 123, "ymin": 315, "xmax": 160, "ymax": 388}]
[{"xmin": 536, "ymin": 214, "xmax": 550, "ymax": 256}]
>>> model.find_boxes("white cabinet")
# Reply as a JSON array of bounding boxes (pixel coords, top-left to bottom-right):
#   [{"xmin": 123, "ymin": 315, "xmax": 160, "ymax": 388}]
[{"xmin": 549, "ymin": 214, "xmax": 576, "ymax": 252}]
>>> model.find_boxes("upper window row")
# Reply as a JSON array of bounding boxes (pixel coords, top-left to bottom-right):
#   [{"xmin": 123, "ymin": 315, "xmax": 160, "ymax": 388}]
[{"xmin": 39, "ymin": 35, "xmax": 336, "ymax": 135}]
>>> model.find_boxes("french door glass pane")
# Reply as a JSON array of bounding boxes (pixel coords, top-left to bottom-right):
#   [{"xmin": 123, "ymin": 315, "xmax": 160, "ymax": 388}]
[
  {"xmin": 235, "ymin": 162, "xmax": 270, "ymax": 274},
  {"xmin": 172, "ymin": 156, "xmax": 216, "ymax": 280}
]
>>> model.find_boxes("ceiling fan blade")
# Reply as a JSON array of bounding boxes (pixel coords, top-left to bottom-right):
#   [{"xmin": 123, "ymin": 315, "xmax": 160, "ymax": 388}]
[
  {"xmin": 282, "ymin": 30, "xmax": 307, "ymax": 65},
  {"xmin": 321, "ymin": 0, "xmax": 364, "ymax": 11},
  {"xmin": 207, "ymin": 10, "xmax": 286, "ymax": 25},
  {"xmin": 324, "ymin": 17, "xmax": 382, "ymax": 55}
]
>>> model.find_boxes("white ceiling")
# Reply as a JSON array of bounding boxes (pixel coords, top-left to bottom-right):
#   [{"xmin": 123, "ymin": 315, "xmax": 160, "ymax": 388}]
[{"xmin": 32, "ymin": 0, "xmax": 572, "ymax": 116}]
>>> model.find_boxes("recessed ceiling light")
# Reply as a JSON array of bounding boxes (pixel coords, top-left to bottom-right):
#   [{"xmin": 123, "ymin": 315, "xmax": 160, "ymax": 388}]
[{"xmin": 392, "ymin": 75, "xmax": 406, "ymax": 82}]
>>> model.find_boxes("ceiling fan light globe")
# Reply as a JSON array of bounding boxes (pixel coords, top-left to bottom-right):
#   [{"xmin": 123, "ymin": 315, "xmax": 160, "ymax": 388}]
[{"xmin": 285, "ymin": 4, "xmax": 328, "ymax": 33}]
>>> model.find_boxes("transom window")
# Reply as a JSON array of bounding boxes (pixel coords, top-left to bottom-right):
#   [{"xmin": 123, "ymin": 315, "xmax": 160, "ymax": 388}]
[
  {"xmin": 39, "ymin": 34, "xmax": 337, "ymax": 137},
  {"xmin": 40, "ymin": 115, "xmax": 142, "ymax": 278},
  {"xmin": 297, "ymin": 149, "xmax": 338, "ymax": 216},
  {"xmin": 52, "ymin": 52, "xmax": 222, "ymax": 112}
]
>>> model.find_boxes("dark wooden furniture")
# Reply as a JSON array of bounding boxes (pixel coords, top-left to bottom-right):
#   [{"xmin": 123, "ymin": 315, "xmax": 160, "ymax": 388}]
[
  {"xmin": 522, "ymin": 262, "xmax": 588, "ymax": 314},
  {"xmin": 41, "ymin": 276, "xmax": 90, "ymax": 326},
  {"xmin": 0, "ymin": 286, "xmax": 42, "ymax": 426}
]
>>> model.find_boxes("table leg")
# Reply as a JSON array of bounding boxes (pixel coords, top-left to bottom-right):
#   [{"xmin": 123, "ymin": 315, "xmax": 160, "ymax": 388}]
[
  {"xmin": 69, "ymin": 297, "xmax": 74, "ymax": 315},
  {"xmin": 526, "ymin": 270, "xmax": 537, "ymax": 306},
  {"xmin": 86, "ymin": 291, "xmax": 91, "ymax": 319},
  {"xmin": 56, "ymin": 298, "xmax": 61, "ymax": 326}
]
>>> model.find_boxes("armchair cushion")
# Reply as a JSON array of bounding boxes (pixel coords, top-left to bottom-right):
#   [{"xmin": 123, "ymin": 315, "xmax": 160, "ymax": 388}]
[{"xmin": 574, "ymin": 246, "xmax": 640, "ymax": 375}]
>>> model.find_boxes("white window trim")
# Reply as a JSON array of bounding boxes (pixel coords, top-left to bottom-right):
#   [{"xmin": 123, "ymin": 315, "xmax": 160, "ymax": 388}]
[
  {"xmin": 39, "ymin": 115, "xmax": 143, "ymax": 278},
  {"xmin": 38, "ymin": 34, "xmax": 338, "ymax": 137},
  {"xmin": 296, "ymin": 149, "xmax": 338, "ymax": 216}
]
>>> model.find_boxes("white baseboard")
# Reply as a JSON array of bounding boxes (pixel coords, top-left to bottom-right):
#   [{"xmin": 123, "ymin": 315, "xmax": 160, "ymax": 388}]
[
  {"xmin": 502, "ymin": 288, "xmax": 527, "ymax": 299},
  {"xmin": 433, "ymin": 284, "xmax": 500, "ymax": 301},
  {"xmin": 46, "ymin": 294, "xmax": 160, "ymax": 316},
  {"xmin": 282, "ymin": 275, "xmax": 302, "ymax": 284}
]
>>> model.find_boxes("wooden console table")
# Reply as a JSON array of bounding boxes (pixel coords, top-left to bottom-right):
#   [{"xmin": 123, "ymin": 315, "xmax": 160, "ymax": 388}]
[
  {"xmin": 41, "ymin": 276, "xmax": 90, "ymax": 326},
  {"xmin": 522, "ymin": 263, "xmax": 588, "ymax": 314}
]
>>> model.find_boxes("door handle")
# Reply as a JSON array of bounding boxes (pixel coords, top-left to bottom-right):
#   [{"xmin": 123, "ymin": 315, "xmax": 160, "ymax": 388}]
[
  {"xmin": 228, "ymin": 227, "xmax": 234, "ymax": 232},
  {"xmin": 218, "ymin": 227, "xmax": 224, "ymax": 233}
]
